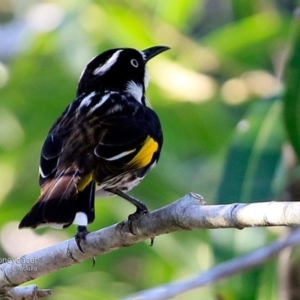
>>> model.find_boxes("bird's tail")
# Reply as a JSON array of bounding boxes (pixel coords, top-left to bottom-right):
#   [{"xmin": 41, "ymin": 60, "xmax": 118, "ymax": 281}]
[{"xmin": 19, "ymin": 166, "xmax": 95, "ymax": 229}]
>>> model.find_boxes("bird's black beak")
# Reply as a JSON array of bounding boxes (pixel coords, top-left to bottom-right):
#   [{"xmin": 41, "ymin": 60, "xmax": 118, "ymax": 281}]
[{"xmin": 142, "ymin": 46, "xmax": 170, "ymax": 63}]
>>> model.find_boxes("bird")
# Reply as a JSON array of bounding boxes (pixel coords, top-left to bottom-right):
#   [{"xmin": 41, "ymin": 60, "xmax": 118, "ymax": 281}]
[{"xmin": 19, "ymin": 45, "xmax": 169, "ymax": 251}]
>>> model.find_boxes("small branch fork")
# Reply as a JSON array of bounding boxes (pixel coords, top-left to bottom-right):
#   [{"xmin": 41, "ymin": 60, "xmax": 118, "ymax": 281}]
[{"xmin": 1, "ymin": 193, "xmax": 300, "ymax": 299}]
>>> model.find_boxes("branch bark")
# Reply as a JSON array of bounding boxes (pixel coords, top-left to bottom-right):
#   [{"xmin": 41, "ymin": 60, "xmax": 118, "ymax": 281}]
[
  {"xmin": 5, "ymin": 285, "xmax": 51, "ymax": 300},
  {"xmin": 1, "ymin": 193, "xmax": 300, "ymax": 299}
]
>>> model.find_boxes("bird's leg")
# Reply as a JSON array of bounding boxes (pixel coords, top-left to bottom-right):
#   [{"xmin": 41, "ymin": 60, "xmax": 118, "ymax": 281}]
[
  {"xmin": 107, "ymin": 188, "xmax": 149, "ymax": 213},
  {"xmin": 105, "ymin": 187, "xmax": 150, "ymax": 233},
  {"xmin": 75, "ymin": 225, "xmax": 90, "ymax": 253}
]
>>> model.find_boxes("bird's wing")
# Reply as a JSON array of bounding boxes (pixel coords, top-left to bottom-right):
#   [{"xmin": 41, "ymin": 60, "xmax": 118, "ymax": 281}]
[
  {"xmin": 39, "ymin": 133, "xmax": 64, "ymax": 186},
  {"xmin": 19, "ymin": 98, "xmax": 96, "ymax": 228},
  {"xmin": 93, "ymin": 108, "xmax": 162, "ymax": 183}
]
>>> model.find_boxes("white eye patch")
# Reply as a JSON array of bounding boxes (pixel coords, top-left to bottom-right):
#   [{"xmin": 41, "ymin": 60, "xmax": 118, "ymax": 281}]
[{"xmin": 93, "ymin": 50, "xmax": 123, "ymax": 75}]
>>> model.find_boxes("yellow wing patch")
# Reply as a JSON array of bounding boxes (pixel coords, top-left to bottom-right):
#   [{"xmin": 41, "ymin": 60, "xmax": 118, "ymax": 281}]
[
  {"xmin": 128, "ymin": 136, "xmax": 158, "ymax": 169},
  {"xmin": 78, "ymin": 172, "xmax": 93, "ymax": 191}
]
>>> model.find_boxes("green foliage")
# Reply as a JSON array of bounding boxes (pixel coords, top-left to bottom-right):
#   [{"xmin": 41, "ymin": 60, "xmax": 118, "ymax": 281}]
[
  {"xmin": 283, "ymin": 18, "xmax": 300, "ymax": 160},
  {"xmin": 217, "ymin": 96, "xmax": 284, "ymax": 205},
  {"xmin": 0, "ymin": 1, "xmax": 297, "ymax": 299}
]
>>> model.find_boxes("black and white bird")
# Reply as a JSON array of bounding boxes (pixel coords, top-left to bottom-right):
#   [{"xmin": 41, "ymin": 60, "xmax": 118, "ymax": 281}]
[{"xmin": 19, "ymin": 46, "xmax": 169, "ymax": 251}]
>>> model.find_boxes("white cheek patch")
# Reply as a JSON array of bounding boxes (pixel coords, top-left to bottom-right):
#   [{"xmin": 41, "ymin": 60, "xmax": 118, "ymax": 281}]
[
  {"xmin": 73, "ymin": 212, "xmax": 88, "ymax": 226},
  {"xmin": 93, "ymin": 50, "xmax": 123, "ymax": 75},
  {"xmin": 126, "ymin": 81, "xmax": 143, "ymax": 103}
]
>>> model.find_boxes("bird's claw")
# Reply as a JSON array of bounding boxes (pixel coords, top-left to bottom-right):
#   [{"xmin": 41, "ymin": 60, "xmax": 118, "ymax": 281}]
[{"xmin": 75, "ymin": 226, "xmax": 90, "ymax": 253}]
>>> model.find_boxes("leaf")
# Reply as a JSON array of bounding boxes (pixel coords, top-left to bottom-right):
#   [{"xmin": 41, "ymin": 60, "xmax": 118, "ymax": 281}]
[
  {"xmin": 283, "ymin": 19, "xmax": 300, "ymax": 160},
  {"xmin": 217, "ymin": 96, "xmax": 283, "ymax": 204}
]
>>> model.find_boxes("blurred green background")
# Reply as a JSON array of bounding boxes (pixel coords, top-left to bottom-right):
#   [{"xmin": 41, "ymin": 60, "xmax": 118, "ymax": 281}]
[{"xmin": 0, "ymin": 0, "xmax": 300, "ymax": 299}]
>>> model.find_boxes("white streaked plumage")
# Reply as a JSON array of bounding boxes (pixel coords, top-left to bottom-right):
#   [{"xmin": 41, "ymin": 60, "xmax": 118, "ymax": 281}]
[
  {"xmin": 103, "ymin": 148, "xmax": 136, "ymax": 161},
  {"xmin": 87, "ymin": 93, "xmax": 110, "ymax": 115},
  {"xmin": 39, "ymin": 166, "xmax": 47, "ymax": 178},
  {"xmin": 78, "ymin": 92, "xmax": 96, "ymax": 110},
  {"xmin": 93, "ymin": 50, "xmax": 123, "ymax": 76},
  {"xmin": 106, "ymin": 103, "xmax": 123, "ymax": 115}
]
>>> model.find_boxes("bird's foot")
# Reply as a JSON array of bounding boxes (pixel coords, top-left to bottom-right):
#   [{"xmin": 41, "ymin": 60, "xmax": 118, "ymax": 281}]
[
  {"xmin": 128, "ymin": 207, "xmax": 155, "ymax": 246},
  {"xmin": 75, "ymin": 226, "xmax": 89, "ymax": 253},
  {"xmin": 127, "ymin": 206, "xmax": 149, "ymax": 233}
]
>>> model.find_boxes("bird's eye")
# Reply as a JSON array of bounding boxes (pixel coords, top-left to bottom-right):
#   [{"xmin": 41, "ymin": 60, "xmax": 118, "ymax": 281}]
[{"xmin": 130, "ymin": 59, "xmax": 139, "ymax": 68}]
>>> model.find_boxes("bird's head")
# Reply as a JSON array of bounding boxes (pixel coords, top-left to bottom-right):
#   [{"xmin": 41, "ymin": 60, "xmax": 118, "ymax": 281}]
[{"xmin": 76, "ymin": 46, "xmax": 169, "ymax": 104}]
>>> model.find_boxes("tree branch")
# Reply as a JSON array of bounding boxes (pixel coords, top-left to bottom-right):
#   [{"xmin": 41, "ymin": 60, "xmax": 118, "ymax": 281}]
[
  {"xmin": 1, "ymin": 193, "xmax": 300, "ymax": 299},
  {"xmin": 5, "ymin": 285, "xmax": 51, "ymax": 300}
]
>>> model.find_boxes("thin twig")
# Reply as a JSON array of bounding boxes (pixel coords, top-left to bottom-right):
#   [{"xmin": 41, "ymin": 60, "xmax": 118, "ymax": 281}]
[{"xmin": 122, "ymin": 228, "xmax": 300, "ymax": 300}]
